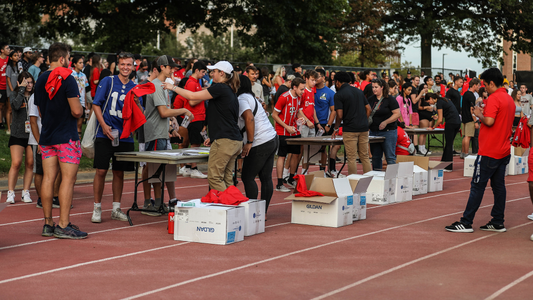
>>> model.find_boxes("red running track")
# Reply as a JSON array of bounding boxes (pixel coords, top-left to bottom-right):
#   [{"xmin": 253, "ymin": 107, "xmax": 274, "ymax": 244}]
[{"xmin": 1, "ymin": 157, "xmax": 533, "ymax": 299}]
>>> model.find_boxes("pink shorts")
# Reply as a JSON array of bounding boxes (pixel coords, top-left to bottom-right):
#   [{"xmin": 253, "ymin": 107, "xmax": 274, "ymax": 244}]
[
  {"xmin": 529, "ymin": 151, "xmax": 533, "ymax": 182},
  {"xmin": 40, "ymin": 140, "xmax": 82, "ymax": 165}
]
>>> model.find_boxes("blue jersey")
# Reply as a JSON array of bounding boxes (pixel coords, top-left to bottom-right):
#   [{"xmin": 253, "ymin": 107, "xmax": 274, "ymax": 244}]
[
  {"xmin": 314, "ymin": 86, "xmax": 335, "ymax": 124},
  {"xmin": 93, "ymin": 76, "xmax": 136, "ymax": 142}
]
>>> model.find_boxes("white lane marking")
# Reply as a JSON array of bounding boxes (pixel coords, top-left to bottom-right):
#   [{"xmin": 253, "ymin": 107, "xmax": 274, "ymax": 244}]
[
  {"xmin": 484, "ymin": 269, "xmax": 533, "ymax": 300},
  {"xmin": 118, "ymin": 197, "xmax": 529, "ymax": 300},
  {"xmin": 313, "ymin": 222, "xmax": 533, "ymax": 300},
  {"xmin": 0, "ymin": 209, "xmax": 113, "ymax": 227}
]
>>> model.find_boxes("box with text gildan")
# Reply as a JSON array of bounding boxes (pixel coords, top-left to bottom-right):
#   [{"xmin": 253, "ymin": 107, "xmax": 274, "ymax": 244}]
[
  {"xmin": 174, "ymin": 205, "xmax": 245, "ymax": 245},
  {"xmin": 363, "ymin": 164, "xmax": 399, "ymax": 205},
  {"xmin": 287, "ymin": 177, "xmax": 356, "ymax": 228}
]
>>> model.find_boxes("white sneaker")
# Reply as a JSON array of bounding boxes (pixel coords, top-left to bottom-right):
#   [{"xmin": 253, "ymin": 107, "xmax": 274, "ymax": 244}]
[
  {"xmin": 329, "ymin": 170, "xmax": 347, "ymax": 178},
  {"xmin": 527, "ymin": 213, "xmax": 533, "ymax": 221},
  {"xmin": 181, "ymin": 167, "xmax": 191, "ymax": 177},
  {"xmin": 531, "ymin": 233, "xmax": 533, "ymax": 241},
  {"xmin": 21, "ymin": 190, "xmax": 33, "ymax": 203},
  {"xmin": 91, "ymin": 206, "xmax": 102, "ymax": 223},
  {"xmin": 6, "ymin": 190, "xmax": 15, "ymax": 204},
  {"xmin": 190, "ymin": 169, "xmax": 207, "ymax": 179},
  {"xmin": 282, "ymin": 168, "xmax": 289, "ymax": 180},
  {"xmin": 275, "ymin": 185, "xmax": 291, "ymax": 192},
  {"xmin": 111, "ymin": 208, "xmax": 129, "ymax": 221},
  {"xmin": 179, "ymin": 166, "xmax": 186, "ymax": 176}
]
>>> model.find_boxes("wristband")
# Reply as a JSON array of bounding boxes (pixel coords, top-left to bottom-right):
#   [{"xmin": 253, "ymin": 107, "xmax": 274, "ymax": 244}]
[
  {"xmin": 325, "ymin": 124, "xmax": 330, "ymax": 127},
  {"xmin": 247, "ymin": 140, "xmax": 253, "ymax": 144}
]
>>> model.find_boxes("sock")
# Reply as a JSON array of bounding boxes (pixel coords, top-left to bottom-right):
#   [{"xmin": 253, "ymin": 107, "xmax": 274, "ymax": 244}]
[
  {"xmin": 186, "ymin": 165, "xmax": 192, "ymax": 169},
  {"xmin": 191, "ymin": 166, "xmax": 198, "ymax": 170},
  {"xmin": 144, "ymin": 198, "xmax": 151, "ymax": 207},
  {"xmin": 288, "ymin": 173, "xmax": 295, "ymax": 184},
  {"xmin": 415, "ymin": 145, "xmax": 419, "ymax": 151},
  {"xmin": 112, "ymin": 202, "xmax": 120, "ymax": 210},
  {"xmin": 329, "ymin": 158, "xmax": 336, "ymax": 172},
  {"xmin": 277, "ymin": 178, "xmax": 284, "ymax": 187},
  {"xmin": 301, "ymin": 168, "xmax": 307, "ymax": 175},
  {"xmin": 319, "ymin": 166, "xmax": 325, "ymax": 171},
  {"xmin": 283, "ymin": 168, "xmax": 289, "ymax": 175},
  {"xmin": 154, "ymin": 197, "xmax": 162, "ymax": 208},
  {"xmin": 94, "ymin": 203, "xmax": 102, "ymax": 208}
]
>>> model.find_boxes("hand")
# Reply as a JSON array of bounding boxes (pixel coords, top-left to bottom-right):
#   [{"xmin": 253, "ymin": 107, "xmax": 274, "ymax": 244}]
[
  {"xmin": 379, "ymin": 121, "xmax": 387, "ymax": 130},
  {"xmin": 306, "ymin": 120, "xmax": 314, "ymax": 129},
  {"xmin": 162, "ymin": 82, "xmax": 175, "ymax": 91},
  {"xmin": 428, "ymin": 127, "xmax": 434, "ymax": 130},
  {"xmin": 204, "ymin": 138, "xmax": 211, "ymax": 147},
  {"xmin": 317, "ymin": 124, "xmax": 324, "ymax": 132},
  {"xmin": 475, "ymin": 122, "xmax": 480, "ymax": 129},
  {"xmin": 133, "ymin": 95, "xmax": 140, "ymax": 106},
  {"xmin": 432, "ymin": 114, "xmax": 438, "ymax": 120},
  {"xmin": 331, "ymin": 129, "xmax": 338, "ymax": 139},
  {"xmin": 171, "ymin": 130, "xmax": 181, "ymax": 138},
  {"xmin": 287, "ymin": 126, "xmax": 296, "ymax": 134},
  {"xmin": 37, "ymin": 146, "xmax": 41, "ymax": 155},
  {"xmin": 241, "ymin": 143, "xmax": 252, "ymax": 157},
  {"xmin": 102, "ymin": 124, "xmax": 113, "ymax": 140},
  {"xmin": 473, "ymin": 105, "xmax": 484, "ymax": 118},
  {"xmin": 184, "ymin": 109, "xmax": 194, "ymax": 120},
  {"xmin": 18, "ymin": 79, "xmax": 28, "ymax": 88}
]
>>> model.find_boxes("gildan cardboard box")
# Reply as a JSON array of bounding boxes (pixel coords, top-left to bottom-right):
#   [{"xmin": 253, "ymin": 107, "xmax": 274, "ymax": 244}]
[
  {"xmin": 287, "ymin": 177, "xmax": 356, "ymax": 228},
  {"xmin": 147, "ymin": 163, "xmax": 177, "ymax": 183},
  {"xmin": 363, "ymin": 164, "xmax": 399, "ymax": 205},
  {"xmin": 463, "ymin": 155, "xmax": 477, "ymax": 177},
  {"xmin": 509, "ymin": 146, "xmax": 530, "ymax": 175},
  {"xmin": 346, "ymin": 175, "xmax": 373, "ymax": 221},
  {"xmin": 174, "ymin": 205, "xmax": 245, "ymax": 245},
  {"xmin": 238, "ymin": 200, "xmax": 266, "ymax": 236},
  {"xmin": 396, "ymin": 155, "xmax": 449, "ymax": 192},
  {"xmin": 412, "ymin": 165, "xmax": 428, "ymax": 195},
  {"xmin": 396, "ymin": 162, "xmax": 414, "ymax": 202}
]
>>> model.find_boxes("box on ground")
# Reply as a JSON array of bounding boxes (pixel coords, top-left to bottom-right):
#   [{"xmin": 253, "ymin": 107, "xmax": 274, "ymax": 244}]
[
  {"xmin": 396, "ymin": 155, "xmax": 449, "ymax": 192},
  {"xmin": 238, "ymin": 200, "xmax": 266, "ymax": 236},
  {"xmin": 346, "ymin": 175, "xmax": 372, "ymax": 221},
  {"xmin": 363, "ymin": 163, "xmax": 399, "ymax": 205},
  {"xmin": 287, "ymin": 175, "xmax": 356, "ymax": 228},
  {"xmin": 174, "ymin": 204, "xmax": 245, "ymax": 245},
  {"xmin": 147, "ymin": 163, "xmax": 177, "ymax": 183},
  {"xmin": 510, "ymin": 146, "xmax": 529, "ymax": 175},
  {"xmin": 396, "ymin": 162, "xmax": 414, "ymax": 202},
  {"xmin": 463, "ymin": 155, "xmax": 477, "ymax": 177},
  {"xmin": 396, "ymin": 156, "xmax": 427, "ymax": 195}
]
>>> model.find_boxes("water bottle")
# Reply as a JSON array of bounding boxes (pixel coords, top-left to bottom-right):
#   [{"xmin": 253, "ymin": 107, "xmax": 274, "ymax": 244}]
[
  {"xmin": 201, "ymin": 130, "xmax": 208, "ymax": 141},
  {"xmin": 316, "ymin": 128, "xmax": 325, "ymax": 137},
  {"xmin": 168, "ymin": 211, "xmax": 175, "ymax": 234},
  {"xmin": 181, "ymin": 115, "xmax": 190, "ymax": 128}
]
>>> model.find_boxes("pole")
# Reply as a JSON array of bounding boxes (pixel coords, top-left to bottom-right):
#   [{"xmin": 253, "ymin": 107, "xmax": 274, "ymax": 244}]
[
  {"xmin": 442, "ymin": 53, "xmax": 447, "ymax": 80},
  {"xmin": 231, "ymin": 23, "xmax": 234, "ymax": 61}
]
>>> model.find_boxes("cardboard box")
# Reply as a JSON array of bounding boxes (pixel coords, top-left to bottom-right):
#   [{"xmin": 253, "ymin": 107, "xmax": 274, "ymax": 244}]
[
  {"xmin": 513, "ymin": 146, "xmax": 530, "ymax": 157},
  {"xmin": 346, "ymin": 176, "xmax": 373, "ymax": 221},
  {"xmin": 412, "ymin": 165, "xmax": 428, "ymax": 195},
  {"xmin": 238, "ymin": 200, "xmax": 266, "ymax": 236},
  {"xmin": 147, "ymin": 163, "xmax": 177, "ymax": 183},
  {"xmin": 509, "ymin": 155, "xmax": 527, "ymax": 175},
  {"xmin": 174, "ymin": 205, "xmax": 245, "ymax": 245},
  {"xmin": 287, "ymin": 177, "xmax": 356, "ymax": 228},
  {"xmin": 363, "ymin": 164, "xmax": 399, "ymax": 205},
  {"xmin": 397, "ymin": 155, "xmax": 449, "ymax": 192},
  {"xmin": 396, "ymin": 162, "xmax": 414, "ymax": 202},
  {"xmin": 463, "ymin": 155, "xmax": 477, "ymax": 177}
]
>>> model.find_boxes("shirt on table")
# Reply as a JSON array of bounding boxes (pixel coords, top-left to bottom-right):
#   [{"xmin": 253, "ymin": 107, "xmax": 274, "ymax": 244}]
[
  {"xmin": 71, "ymin": 70, "xmax": 89, "ymax": 108},
  {"xmin": 274, "ymin": 90, "xmax": 301, "ymax": 136},
  {"xmin": 92, "ymin": 75, "xmax": 136, "ymax": 143},
  {"xmin": 367, "ymin": 94, "xmax": 400, "ymax": 132},
  {"xmin": 34, "ymin": 70, "xmax": 80, "ymax": 145},
  {"xmin": 461, "ymin": 91, "xmax": 476, "ymax": 123},
  {"xmin": 445, "ymin": 88, "xmax": 462, "ymax": 116},
  {"xmin": 0, "ymin": 56, "xmax": 8, "ymax": 90},
  {"xmin": 479, "ymin": 87, "xmax": 515, "ymax": 159},
  {"xmin": 314, "ymin": 86, "xmax": 335, "ymax": 124},
  {"xmin": 301, "ymin": 87, "xmax": 316, "ymax": 122},
  {"xmin": 238, "ymin": 93, "xmax": 276, "ymax": 147},
  {"xmin": 334, "ymin": 83, "xmax": 369, "ymax": 133},
  {"xmin": 436, "ymin": 98, "xmax": 461, "ymax": 125},
  {"xmin": 144, "ymin": 78, "xmax": 170, "ymax": 143},
  {"xmin": 27, "ymin": 94, "xmax": 41, "ymax": 146},
  {"xmin": 206, "ymin": 83, "xmax": 242, "ymax": 141}
]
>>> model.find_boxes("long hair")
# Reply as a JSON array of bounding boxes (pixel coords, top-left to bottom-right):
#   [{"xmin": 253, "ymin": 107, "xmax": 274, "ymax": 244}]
[
  {"xmin": 8, "ymin": 50, "xmax": 18, "ymax": 71},
  {"xmin": 511, "ymin": 88, "xmax": 520, "ymax": 102},
  {"xmin": 274, "ymin": 66, "xmax": 285, "ymax": 80},
  {"xmin": 17, "ymin": 71, "xmax": 34, "ymax": 95},
  {"xmin": 220, "ymin": 70, "xmax": 240, "ymax": 93},
  {"xmin": 236, "ymin": 75, "xmax": 254, "ymax": 98},
  {"xmin": 90, "ymin": 54, "xmax": 102, "ymax": 81},
  {"xmin": 371, "ymin": 78, "xmax": 389, "ymax": 97}
]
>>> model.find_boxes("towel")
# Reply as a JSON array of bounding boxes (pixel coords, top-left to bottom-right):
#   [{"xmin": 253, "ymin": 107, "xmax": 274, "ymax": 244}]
[
  {"xmin": 45, "ymin": 67, "xmax": 75, "ymax": 100},
  {"xmin": 120, "ymin": 82, "xmax": 155, "ymax": 139}
]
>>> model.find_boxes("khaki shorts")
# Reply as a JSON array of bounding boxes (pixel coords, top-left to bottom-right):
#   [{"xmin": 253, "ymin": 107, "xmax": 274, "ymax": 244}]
[{"xmin": 463, "ymin": 121, "xmax": 475, "ymax": 137}]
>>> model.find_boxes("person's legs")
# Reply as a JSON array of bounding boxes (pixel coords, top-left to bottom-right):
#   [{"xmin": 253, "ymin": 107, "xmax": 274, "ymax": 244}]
[
  {"xmin": 418, "ymin": 119, "xmax": 429, "ymax": 152},
  {"xmin": 382, "ymin": 129, "xmax": 398, "ymax": 166},
  {"xmin": 207, "ymin": 139, "xmax": 240, "ymax": 191},
  {"xmin": 6, "ymin": 99, "xmax": 11, "ymax": 133},
  {"xmin": 23, "ymin": 145, "xmax": 34, "ymax": 191},
  {"xmin": 489, "ymin": 155, "xmax": 510, "ymax": 225},
  {"xmin": 442, "ymin": 123, "xmax": 459, "ymax": 170},
  {"xmin": 357, "ymin": 131, "xmax": 371, "ymax": 173},
  {"xmin": 369, "ymin": 130, "xmax": 383, "ymax": 170},
  {"xmin": 343, "ymin": 132, "xmax": 357, "ymax": 175},
  {"xmin": 41, "ymin": 155, "xmax": 59, "ymax": 226},
  {"xmin": 223, "ymin": 140, "xmax": 242, "ymax": 189},
  {"xmin": 7, "ymin": 144, "xmax": 24, "ymax": 191},
  {"xmin": 242, "ymin": 146, "xmax": 261, "ymax": 199},
  {"xmin": 112, "ymin": 170, "xmax": 125, "ymax": 203},
  {"xmin": 57, "ymin": 161, "xmax": 79, "ymax": 228},
  {"xmin": 259, "ymin": 138, "xmax": 277, "ymax": 213}
]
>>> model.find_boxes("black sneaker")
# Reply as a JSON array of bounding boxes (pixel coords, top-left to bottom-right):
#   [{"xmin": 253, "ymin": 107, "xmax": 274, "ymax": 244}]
[
  {"xmin": 0, "ymin": 123, "xmax": 4, "ymax": 129},
  {"xmin": 52, "ymin": 197, "xmax": 60, "ymax": 208},
  {"xmin": 480, "ymin": 222, "xmax": 506, "ymax": 232},
  {"xmin": 445, "ymin": 221, "xmax": 474, "ymax": 233},
  {"xmin": 36, "ymin": 198, "xmax": 42, "ymax": 208},
  {"xmin": 42, "ymin": 224, "xmax": 55, "ymax": 237},
  {"xmin": 53, "ymin": 223, "xmax": 88, "ymax": 239}
]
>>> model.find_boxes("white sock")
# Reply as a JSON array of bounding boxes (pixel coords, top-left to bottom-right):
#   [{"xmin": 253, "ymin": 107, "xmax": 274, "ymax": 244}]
[
  {"xmin": 94, "ymin": 203, "xmax": 102, "ymax": 208},
  {"xmin": 419, "ymin": 145, "xmax": 426, "ymax": 153},
  {"xmin": 112, "ymin": 202, "xmax": 120, "ymax": 210}
]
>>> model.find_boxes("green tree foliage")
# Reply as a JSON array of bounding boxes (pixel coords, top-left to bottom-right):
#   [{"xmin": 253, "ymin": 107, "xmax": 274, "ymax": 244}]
[{"xmin": 0, "ymin": 4, "xmax": 42, "ymax": 46}]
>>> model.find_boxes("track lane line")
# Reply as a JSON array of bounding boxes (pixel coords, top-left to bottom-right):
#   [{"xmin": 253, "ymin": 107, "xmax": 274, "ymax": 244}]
[{"xmin": 484, "ymin": 269, "xmax": 533, "ymax": 300}]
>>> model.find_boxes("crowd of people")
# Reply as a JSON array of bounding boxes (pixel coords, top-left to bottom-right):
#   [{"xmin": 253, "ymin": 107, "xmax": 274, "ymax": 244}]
[{"xmin": 2, "ymin": 41, "xmax": 533, "ymax": 240}]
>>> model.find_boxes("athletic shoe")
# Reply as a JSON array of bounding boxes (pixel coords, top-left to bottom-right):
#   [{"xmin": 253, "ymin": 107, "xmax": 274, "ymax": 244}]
[
  {"xmin": 111, "ymin": 208, "xmax": 129, "ymax": 221},
  {"xmin": 181, "ymin": 167, "xmax": 191, "ymax": 177},
  {"xmin": 329, "ymin": 170, "xmax": 347, "ymax": 178},
  {"xmin": 190, "ymin": 169, "xmax": 207, "ymax": 179},
  {"xmin": 527, "ymin": 213, "xmax": 533, "ymax": 221},
  {"xmin": 445, "ymin": 221, "xmax": 474, "ymax": 233},
  {"xmin": 530, "ymin": 233, "xmax": 533, "ymax": 241},
  {"xmin": 453, "ymin": 150, "xmax": 460, "ymax": 156},
  {"xmin": 36, "ymin": 198, "xmax": 42, "ymax": 208},
  {"xmin": 480, "ymin": 221, "xmax": 506, "ymax": 232},
  {"xmin": 275, "ymin": 185, "xmax": 291, "ymax": 192},
  {"xmin": 53, "ymin": 223, "xmax": 88, "ymax": 239},
  {"xmin": 425, "ymin": 150, "xmax": 432, "ymax": 155},
  {"xmin": 179, "ymin": 166, "xmax": 186, "ymax": 176},
  {"xmin": 415, "ymin": 150, "xmax": 424, "ymax": 156},
  {"xmin": 6, "ymin": 190, "xmax": 15, "ymax": 204},
  {"xmin": 141, "ymin": 204, "xmax": 162, "ymax": 217},
  {"xmin": 6, "ymin": 130, "xmax": 10, "ymax": 135},
  {"xmin": 52, "ymin": 196, "xmax": 60, "ymax": 208},
  {"xmin": 282, "ymin": 169, "xmax": 290, "ymax": 180},
  {"xmin": 21, "ymin": 190, "xmax": 32, "ymax": 203},
  {"xmin": 285, "ymin": 180, "xmax": 297, "ymax": 189},
  {"xmin": 42, "ymin": 224, "xmax": 55, "ymax": 237},
  {"xmin": 91, "ymin": 207, "xmax": 102, "ymax": 223}
]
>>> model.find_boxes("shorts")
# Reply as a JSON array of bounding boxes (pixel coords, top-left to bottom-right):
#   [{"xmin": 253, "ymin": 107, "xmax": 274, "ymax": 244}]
[
  {"xmin": 40, "ymin": 139, "xmax": 82, "ymax": 165},
  {"xmin": 463, "ymin": 121, "xmax": 475, "ymax": 137},
  {"xmin": 146, "ymin": 138, "xmax": 169, "ymax": 151},
  {"xmin": 93, "ymin": 138, "xmax": 134, "ymax": 171},
  {"xmin": 8, "ymin": 136, "xmax": 29, "ymax": 148},
  {"xmin": 277, "ymin": 135, "xmax": 301, "ymax": 157},
  {"xmin": 187, "ymin": 120, "xmax": 205, "ymax": 145},
  {"xmin": 418, "ymin": 111, "xmax": 433, "ymax": 121},
  {"xmin": 33, "ymin": 145, "xmax": 43, "ymax": 175},
  {"xmin": 85, "ymin": 91, "xmax": 93, "ymax": 104},
  {"xmin": 0, "ymin": 90, "xmax": 7, "ymax": 104},
  {"xmin": 411, "ymin": 113, "xmax": 420, "ymax": 126},
  {"xmin": 300, "ymin": 125, "xmax": 314, "ymax": 138}
]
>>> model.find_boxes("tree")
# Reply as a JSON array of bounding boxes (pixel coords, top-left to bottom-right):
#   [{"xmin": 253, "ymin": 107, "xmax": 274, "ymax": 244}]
[{"xmin": 0, "ymin": 4, "xmax": 42, "ymax": 46}]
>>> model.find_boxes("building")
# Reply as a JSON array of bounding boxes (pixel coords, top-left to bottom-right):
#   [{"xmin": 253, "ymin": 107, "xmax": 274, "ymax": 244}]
[{"xmin": 501, "ymin": 39, "xmax": 533, "ymax": 81}]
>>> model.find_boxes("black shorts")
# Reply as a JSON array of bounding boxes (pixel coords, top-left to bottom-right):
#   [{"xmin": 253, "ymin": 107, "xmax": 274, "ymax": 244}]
[
  {"xmin": 418, "ymin": 111, "xmax": 433, "ymax": 121},
  {"xmin": 33, "ymin": 145, "xmax": 43, "ymax": 175},
  {"xmin": 188, "ymin": 120, "xmax": 205, "ymax": 145},
  {"xmin": 93, "ymin": 138, "xmax": 135, "ymax": 171},
  {"xmin": 277, "ymin": 135, "xmax": 301, "ymax": 157},
  {"xmin": 8, "ymin": 136, "xmax": 29, "ymax": 148},
  {"xmin": 146, "ymin": 138, "xmax": 169, "ymax": 151},
  {"xmin": 0, "ymin": 90, "xmax": 6, "ymax": 104}
]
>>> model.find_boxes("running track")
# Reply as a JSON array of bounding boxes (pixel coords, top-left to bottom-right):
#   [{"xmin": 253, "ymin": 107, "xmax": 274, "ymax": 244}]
[{"xmin": 1, "ymin": 157, "xmax": 533, "ymax": 299}]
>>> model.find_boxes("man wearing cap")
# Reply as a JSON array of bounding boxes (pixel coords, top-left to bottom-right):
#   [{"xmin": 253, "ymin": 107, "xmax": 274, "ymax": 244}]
[
  {"xmin": 21, "ymin": 47, "xmax": 33, "ymax": 72},
  {"xmin": 292, "ymin": 63, "xmax": 302, "ymax": 78}
]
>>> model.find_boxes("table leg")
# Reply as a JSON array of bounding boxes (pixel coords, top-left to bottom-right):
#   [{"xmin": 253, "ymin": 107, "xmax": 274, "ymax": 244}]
[
  {"xmin": 337, "ymin": 145, "xmax": 347, "ymax": 177},
  {"xmin": 127, "ymin": 162, "xmax": 139, "ymax": 226},
  {"xmin": 159, "ymin": 164, "xmax": 166, "ymax": 214}
]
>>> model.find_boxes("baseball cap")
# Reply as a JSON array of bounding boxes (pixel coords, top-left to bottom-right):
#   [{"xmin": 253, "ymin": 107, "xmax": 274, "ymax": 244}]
[
  {"xmin": 23, "ymin": 47, "xmax": 32, "ymax": 53},
  {"xmin": 157, "ymin": 55, "xmax": 178, "ymax": 68},
  {"xmin": 207, "ymin": 61, "xmax": 234, "ymax": 74}
]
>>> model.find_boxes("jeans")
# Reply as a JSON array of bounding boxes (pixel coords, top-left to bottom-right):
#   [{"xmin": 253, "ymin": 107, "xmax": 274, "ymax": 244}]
[
  {"xmin": 343, "ymin": 131, "xmax": 371, "ymax": 174},
  {"xmin": 442, "ymin": 122, "xmax": 460, "ymax": 170},
  {"xmin": 460, "ymin": 155, "xmax": 510, "ymax": 225},
  {"xmin": 369, "ymin": 129, "xmax": 397, "ymax": 170},
  {"xmin": 242, "ymin": 137, "xmax": 278, "ymax": 213}
]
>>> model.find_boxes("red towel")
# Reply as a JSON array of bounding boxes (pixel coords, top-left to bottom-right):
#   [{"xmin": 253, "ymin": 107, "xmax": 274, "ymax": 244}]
[
  {"xmin": 201, "ymin": 186, "xmax": 249, "ymax": 205},
  {"xmin": 120, "ymin": 82, "xmax": 155, "ymax": 139},
  {"xmin": 512, "ymin": 116, "xmax": 530, "ymax": 149},
  {"xmin": 293, "ymin": 174, "xmax": 323, "ymax": 197},
  {"xmin": 45, "ymin": 67, "xmax": 75, "ymax": 100}
]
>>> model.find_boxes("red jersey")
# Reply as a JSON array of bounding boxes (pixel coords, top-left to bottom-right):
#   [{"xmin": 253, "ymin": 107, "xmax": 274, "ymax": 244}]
[
  {"xmin": 351, "ymin": 82, "xmax": 361, "ymax": 89},
  {"xmin": 0, "ymin": 56, "xmax": 8, "ymax": 90},
  {"xmin": 301, "ymin": 87, "xmax": 316, "ymax": 121},
  {"xmin": 360, "ymin": 80, "xmax": 370, "ymax": 91},
  {"xmin": 179, "ymin": 76, "xmax": 205, "ymax": 122},
  {"xmin": 274, "ymin": 90, "xmax": 301, "ymax": 136},
  {"xmin": 90, "ymin": 68, "xmax": 101, "ymax": 97},
  {"xmin": 396, "ymin": 127, "xmax": 412, "ymax": 155},
  {"xmin": 478, "ymin": 88, "xmax": 515, "ymax": 159},
  {"xmin": 174, "ymin": 68, "xmax": 185, "ymax": 80}
]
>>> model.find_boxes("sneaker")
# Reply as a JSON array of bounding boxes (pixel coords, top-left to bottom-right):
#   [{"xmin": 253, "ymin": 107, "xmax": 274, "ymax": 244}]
[
  {"xmin": 480, "ymin": 221, "xmax": 506, "ymax": 232},
  {"xmin": 181, "ymin": 167, "xmax": 191, "ymax": 177},
  {"xmin": 6, "ymin": 130, "xmax": 10, "ymax": 135},
  {"xmin": 6, "ymin": 190, "xmax": 15, "ymax": 204},
  {"xmin": 415, "ymin": 150, "xmax": 424, "ymax": 156},
  {"xmin": 329, "ymin": 170, "xmax": 347, "ymax": 178},
  {"xmin": 91, "ymin": 207, "xmax": 102, "ymax": 223},
  {"xmin": 36, "ymin": 198, "xmax": 42, "ymax": 208},
  {"xmin": 445, "ymin": 221, "xmax": 474, "ymax": 233},
  {"xmin": 179, "ymin": 166, "xmax": 186, "ymax": 176},
  {"xmin": 190, "ymin": 169, "xmax": 207, "ymax": 179},
  {"xmin": 111, "ymin": 208, "xmax": 129, "ymax": 221},
  {"xmin": 282, "ymin": 169, "xmax": 290, "ymax": 180},
  {"xmin": 453, "ymin": 150, "xmax": 460, "ymax": 156},
  {"xmin": 285, "ymin": 180, "xmax": 296, "ymax": 189},
  {"xmin": 53, "ymin": 223, "xmax": 88, "ymax": 239},
  {"xmin": 531, "ymin": 233, "xmax": 533, "ymax": 241},
  {"xmin": 21, "ymin": 190, "xmax": 33, "ymax": 203},
  {"xmin": 425, "ymin": 150, "xmax": 432, "ymax": 155},
  {"xmin": 52, "ymin": 197, "xmax": 60, "ymax": 208},
  {"xmin": 528, "ymin": 213, "xmax": 533, "ymax": 221},
  {"xmin": 275, "ymin": 185, "xmax": 291, "ymax": 192},
  {"xmin": 141, "ymin": 204, "xmax": 162, "ymax": 217},
  {"xmin": 42, "ymin": 224, "xmax": 55, "ymax": 237}
]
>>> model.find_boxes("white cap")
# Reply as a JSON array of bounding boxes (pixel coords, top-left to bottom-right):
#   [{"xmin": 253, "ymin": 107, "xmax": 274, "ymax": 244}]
[
  {"xmin": 207, "ymin": 61, "xmax": 233, "ymax": 75},
  {"xmin": 23, "ymin": 47, "xmax": 32, "ymax": 53}
]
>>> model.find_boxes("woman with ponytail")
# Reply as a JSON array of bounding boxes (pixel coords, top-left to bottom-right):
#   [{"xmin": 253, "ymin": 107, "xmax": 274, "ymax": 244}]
[{"xmin": 163, "ymin": 61, "xmax": 242, "ymax": 192}]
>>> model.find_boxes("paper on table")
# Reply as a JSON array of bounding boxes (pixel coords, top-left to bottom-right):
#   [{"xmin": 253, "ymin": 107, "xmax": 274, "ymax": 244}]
[
  {"xmin": 150, "ymin": 152, "xmax": 183, "ymax": 156},
  {"xmin": 323, "ymin": 137, "xmax": 343, "ymax": 140}
]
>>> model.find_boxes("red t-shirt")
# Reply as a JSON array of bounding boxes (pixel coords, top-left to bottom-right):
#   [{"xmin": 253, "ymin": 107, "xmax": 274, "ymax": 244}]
[
  {"xmin": 0, "ymin": 56, "xmax": 8, "ymax": 90},
  {"xmin": 182, "ymin": 76, "xmax": 205, "ymax": 122},
  {"xmin": 301, "ymin": 87, "xmax": 316, "ymax": 122},
  {"xmin": 360, "ymin": 80, "xmax": 370, "ymax": 91},
  {"xmin": 174, "ymin": 68, "xmax": 185, "ymax": 80},
  {"xmin": 396, "ymin": 127, "xmax": 411, "ymax": 155},
  {"xmin": 274, "ymin": 90, "xmax": 301, "ymax": 136},
  {"xmin": 478, "ymin": 87, "xmax": 515, "ymax": 159},
  {"xmin": 90, "ymin": 68, "xmax": 101, "ymax": 97},
  {"xmin": 351, "ymin": 82, "xmax": 361, "ymax": 89}
]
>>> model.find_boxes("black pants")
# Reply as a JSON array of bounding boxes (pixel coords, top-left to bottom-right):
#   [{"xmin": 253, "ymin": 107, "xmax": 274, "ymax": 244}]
[
  {"xmin": 241, "ymin": 136, "xmax": 278, "ymax": 213},
  {"xmin": 442, "ymin": 122, "xmax": 461, "ymax": 170}
]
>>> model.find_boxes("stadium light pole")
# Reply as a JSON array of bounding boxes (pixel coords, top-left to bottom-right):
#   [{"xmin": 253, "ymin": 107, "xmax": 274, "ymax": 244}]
[{"xmin": 442, "ymin": 53, "xmax": 448, "ymax": 78}]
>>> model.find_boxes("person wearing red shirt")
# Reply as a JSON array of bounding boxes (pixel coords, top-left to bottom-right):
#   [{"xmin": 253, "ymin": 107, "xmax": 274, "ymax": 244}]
[
  {"xmin": 298, "ymin": 70, "xmax": 321, "ymax": 174},
  {"xmin": 360, "ymin": 70, "xmax": 371, "ymax": 91},
  {"xmin": 272, "ymin": 77, "xmax": 306, "ymax": 192},
  {"xmin": 395, "ymin": 126, "xmax": 413, "ymax": 156},
  {"xmin": 446, "ymin": 68, "xmax": 515, "ymax": 233},
  {"xmin": 0, "ymin": 42, "xmax": 9, "ymax": 129}
]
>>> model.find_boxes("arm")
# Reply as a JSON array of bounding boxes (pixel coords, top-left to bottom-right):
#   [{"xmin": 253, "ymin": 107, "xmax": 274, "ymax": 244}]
[
  {"xmin": 30, "ymin": 116, "xmax": 40, "ymax": 144},
  {"xmin": 297, "ymin": 109, "xmax": 314, "ymax": 128},
  {"xmin": 156, "ymin": 105, "xmax": 193, "ymax": 119},
  {"xmin": 263, "ymin": 77, "xmax": 272, "ymax": 88},
  {"xmin": 163, "ymin": 82, "xmax": 213, "ymax": 105},
  {"xmin": 241, "ymin": 109, "xmax": 255, "ymax": 157},
  {"xmin": 68, "ymin": 97, "xmax": 83, "ymax": 118},
  {"xmin": 326, "ymin": 105, "xmax": 336, "ymax": 128},
  {"xmin": 332, "ymin": 109, "xmax": 343, "ymax": 138},
  {"xmin": 272, "ymin": 110, "xmax": 296, "ymax": 134},
  {"xmin": 379, "ymin": 108, "xmax": 401, "ymax": 130},
  {"xmin": 433, "ymin": 109, "xmax": 444, "ymax": 127},
  {"xmin": 92, "ymin": 104, "xmax": 113, "ymax": 139},
  {"xmin": 474, "ymin": 106, "xmax": 495, "ymax": 126},
  {"xmin": 10, "ymin": 89, "xmax": 25, "ymax": 110}
]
